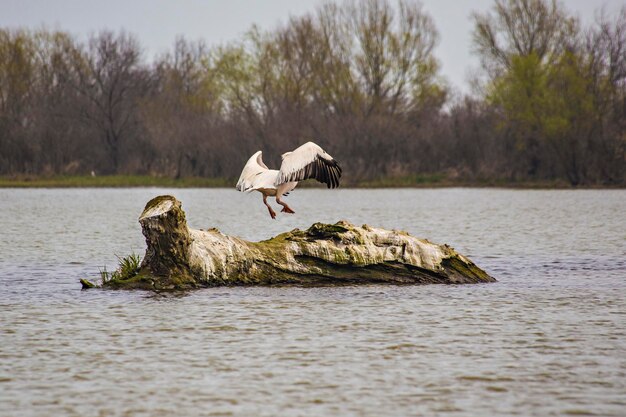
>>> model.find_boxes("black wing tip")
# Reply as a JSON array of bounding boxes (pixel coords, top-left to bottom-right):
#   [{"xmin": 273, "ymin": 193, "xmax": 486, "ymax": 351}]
[
  {"xmin": 288, "ymin": 155, "xmax": 342, "ymax": 188},
  {"xmin": 315, "ymin": 155, "xmax": 342, "ymax": 189},
  {"xmin": 330, "ymin": 159, "xmax": 342, "ymax": 189}
]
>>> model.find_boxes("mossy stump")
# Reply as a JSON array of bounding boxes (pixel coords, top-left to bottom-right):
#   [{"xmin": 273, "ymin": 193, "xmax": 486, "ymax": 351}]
[{"xmin": 102, "ymin": 195, "xmax": 496, "ymax": 290}]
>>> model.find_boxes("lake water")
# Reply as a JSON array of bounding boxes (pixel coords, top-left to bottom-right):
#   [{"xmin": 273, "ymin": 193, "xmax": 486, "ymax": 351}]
[{"xmin": 1, "ymin": 188, "xmax": 625, "ymax": 417}]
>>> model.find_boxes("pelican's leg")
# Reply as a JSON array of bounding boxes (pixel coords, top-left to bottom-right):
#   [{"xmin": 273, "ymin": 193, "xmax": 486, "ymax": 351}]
[
  {"xmin": 275, "ymin": 191, "xmax": 295, "ymax": 214},
  {"xmin": 263, "ymin": 194, "xmax": 277, "ymax": 219},
  {"xmin": 277, "ymin": 199, "xmax": 295, "ymax": 214}
]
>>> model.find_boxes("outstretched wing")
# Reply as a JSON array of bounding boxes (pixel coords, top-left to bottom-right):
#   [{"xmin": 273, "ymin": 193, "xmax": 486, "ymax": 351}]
[
  {"xmin": 276, "ymin": 141, "xmax": 342, "ymax": 188},
  {"xmin": 236, "ymin": 151, "xmax": 269, "ymax": 192}
]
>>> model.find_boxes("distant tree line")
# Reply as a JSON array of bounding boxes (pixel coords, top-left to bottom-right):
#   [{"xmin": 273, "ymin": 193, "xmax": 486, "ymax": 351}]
[{"xmin": 0, "ymin": 0, "xmax": 624, "ymax": 185}]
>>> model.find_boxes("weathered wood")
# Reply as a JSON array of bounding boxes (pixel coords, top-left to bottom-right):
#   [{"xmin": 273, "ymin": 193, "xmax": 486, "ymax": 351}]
[
  {"xmin": 102, "ymin": 195, "xmax": 496, "ymax": 290},
  {"xmin": 80, "ymin": 278, "xmax": 96, "ymax": 289}
]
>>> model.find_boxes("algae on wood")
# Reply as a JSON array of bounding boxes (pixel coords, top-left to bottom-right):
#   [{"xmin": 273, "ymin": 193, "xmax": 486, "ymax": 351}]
[{"xmin": 101, "ymin": 195, "xmax": 496, "ymax": 290}]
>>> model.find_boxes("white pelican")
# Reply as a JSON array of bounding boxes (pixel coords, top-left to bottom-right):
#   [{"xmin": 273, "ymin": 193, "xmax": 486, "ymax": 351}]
[{"xmin": 236, "ymin": 141, "xmax": 342, "ymax": 219}]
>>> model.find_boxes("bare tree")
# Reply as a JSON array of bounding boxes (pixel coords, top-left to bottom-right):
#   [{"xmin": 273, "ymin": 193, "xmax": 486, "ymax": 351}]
[
  {"xmin": 348, "ymin": 0, "xmax": 440, "ymax": 116},
  {"xmin": 472, "ymin": 0, "xmax": 579, "ymax": 77},
  {"xmin": 0, "ymin": 0, "xmax": 623, "ymax": 186},
  {"xmin": 70, "ymin": 30, "xmax": 151, "ymax": 173}
]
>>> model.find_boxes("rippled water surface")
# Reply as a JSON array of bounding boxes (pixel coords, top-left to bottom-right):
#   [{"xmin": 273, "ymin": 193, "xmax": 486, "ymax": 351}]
[{"xmin": 1, "ymin": 188, "xmax": 625, "ymax": 417}]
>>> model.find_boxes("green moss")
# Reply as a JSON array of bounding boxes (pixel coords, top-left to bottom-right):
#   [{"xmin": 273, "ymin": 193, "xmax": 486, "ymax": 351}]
[
  {"xmin": 262, "ymin": 230, "xmax": 302, "ymax": 244},
  {"xmin": 441, "ymin": 256, "xmax": 495, "ymax": 283},
  {"xmin": 104, "ymin": 269, "xmax": 154, "ymax": 290},
  {"xmin": 143, "ymin": 195, "xmax": 176, "ymax": 213},
  {"xmin": 334, "ymin": 249, "xmax": 352, "ymax": 264},
  {"xmin": 80, "ymin": 278, "xmax": 96, "ymax": 289},
  {"xmin": 306, "ymin": 222, "xmax": 350, "ymax": 239},
  {"xmin": 102, "ymin": 265, "xmax": 199, "ymax": 291}
]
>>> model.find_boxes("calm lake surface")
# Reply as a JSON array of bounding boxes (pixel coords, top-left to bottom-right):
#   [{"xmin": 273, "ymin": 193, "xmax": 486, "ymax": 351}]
[{"xmin": 1, "ymin": 188, "xmax": 625, "ymax": 417}]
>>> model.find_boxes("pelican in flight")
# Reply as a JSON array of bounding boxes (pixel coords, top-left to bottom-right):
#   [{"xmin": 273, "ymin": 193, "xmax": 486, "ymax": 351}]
[{"xmin": 236, "ymin": 141, "xmax": 342, "ymax": 219}]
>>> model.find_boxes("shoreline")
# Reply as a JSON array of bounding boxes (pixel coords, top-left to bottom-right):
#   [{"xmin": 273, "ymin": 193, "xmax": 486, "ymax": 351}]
[{"xmin": 0, "ymin": 175, "xmax": 623, "ymax": 189}]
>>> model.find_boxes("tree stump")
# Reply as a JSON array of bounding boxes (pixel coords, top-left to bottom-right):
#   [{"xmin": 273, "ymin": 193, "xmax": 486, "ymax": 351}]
[{"xmin": 102, "ymin": 195, "xmax": 496, "ymax": 290}]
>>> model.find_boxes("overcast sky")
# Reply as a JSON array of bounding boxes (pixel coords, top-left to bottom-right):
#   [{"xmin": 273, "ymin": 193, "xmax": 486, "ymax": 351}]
[{"xmin": 2, "ymin": 0, "xmax": 624, "ymax": 93}]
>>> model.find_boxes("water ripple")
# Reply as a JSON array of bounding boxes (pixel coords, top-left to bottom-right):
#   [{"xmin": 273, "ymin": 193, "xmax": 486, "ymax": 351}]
[{"xmin": 1, "ymin": 188, "xmax": 625, "ymax": 417}]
